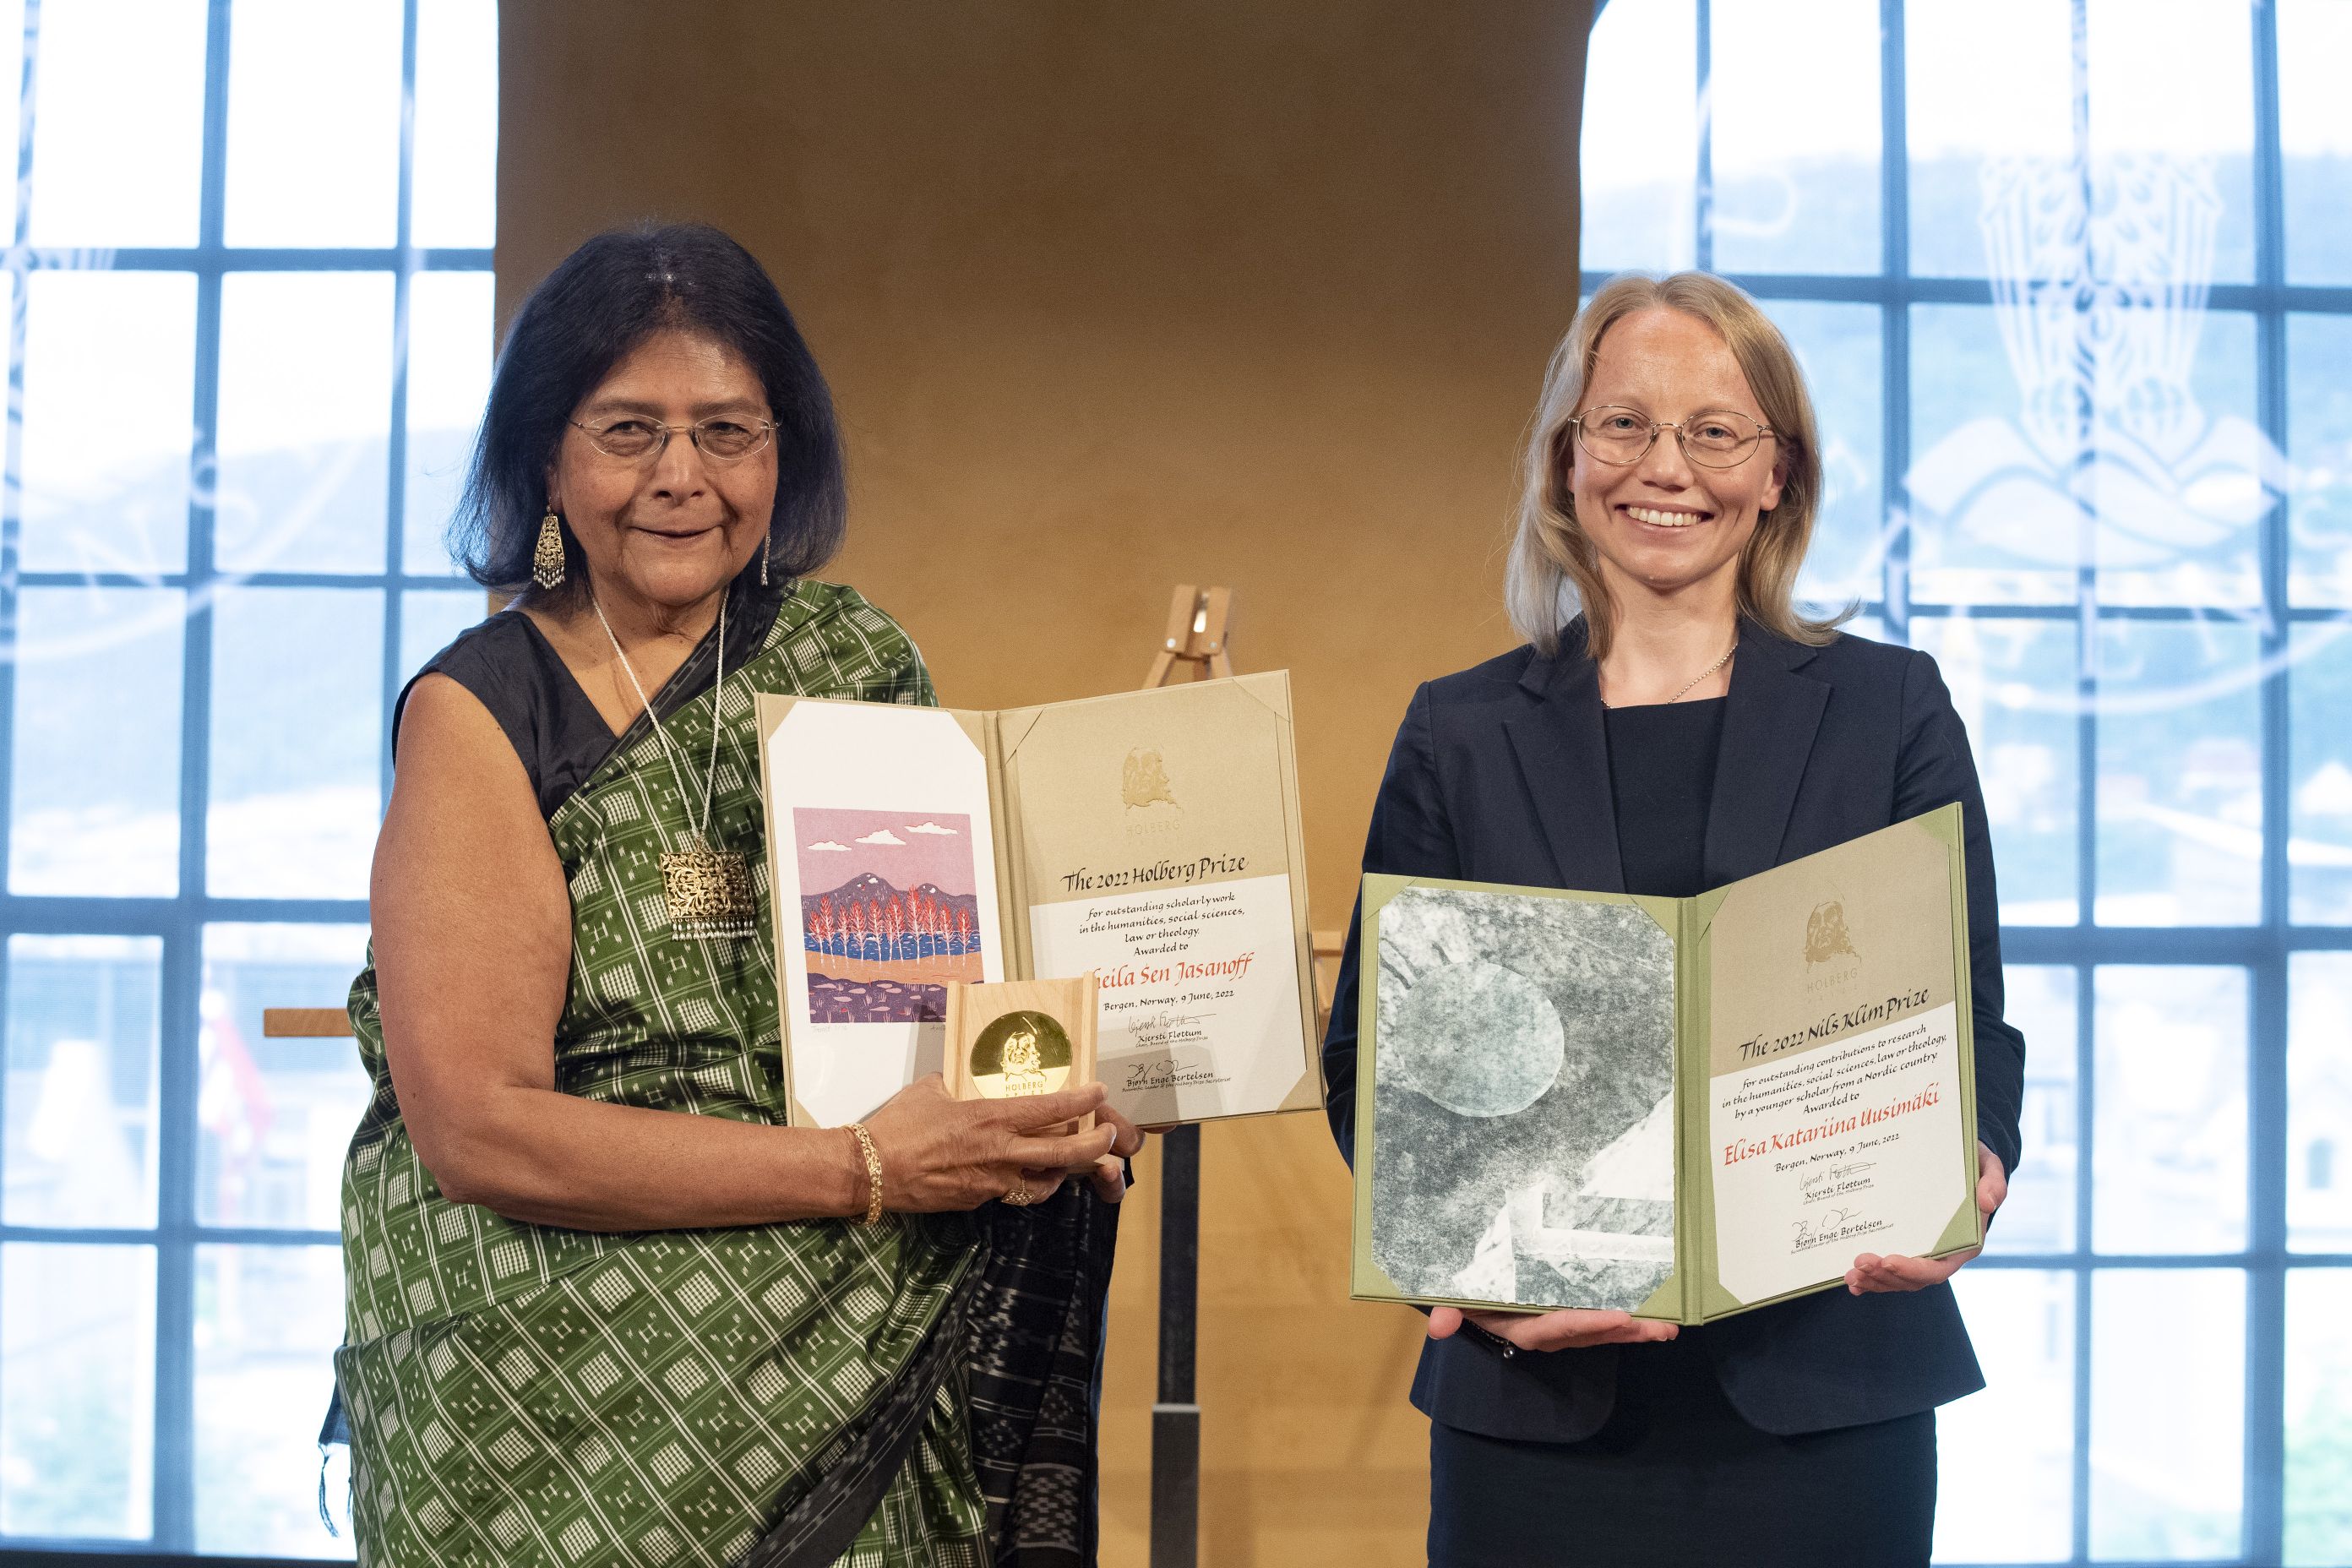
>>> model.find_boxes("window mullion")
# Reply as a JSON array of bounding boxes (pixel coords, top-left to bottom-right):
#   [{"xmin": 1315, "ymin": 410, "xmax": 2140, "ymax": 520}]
[
  {"xmin": 2244, "ymin": 3, "xmax": 2292, "ymax": 1563},
  {"xmin": 1878, "ymin": 0, "xmax": 1909, "ymax": 645},
  {"xmin": 1693, "ymin": 0, "xmax": 1712, "ymax": 274},
  {"xmin": 151, "ymin": 935, "xmax": 203, "ymax": 1554},
  {"xmin": 383, "ymin": 0, "xmax": 419, "ymax": 809},
  {"xmin": 2072, "ymin": 960, "xmax": 2096, "ymax": 1565},
  {"xmin": 2246, "ymin": 974, "xmax": 2289, "ymax": 1568},
  {"xmin": 2067, "ymin": 3, "xmax": 2099, "ymax": 1560},
  {"xmin": 150, "ymin": 0, "xmax": 241, "ymax": 1553},
  {"xmin": 0, "ymin": 13, "xmax": 42, "ymax": 1492}
]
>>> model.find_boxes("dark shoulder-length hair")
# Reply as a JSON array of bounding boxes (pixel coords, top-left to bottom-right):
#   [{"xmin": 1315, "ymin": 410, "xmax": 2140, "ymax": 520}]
[{"xmin": 453, "ymin": 222, "xmax": 847, "ymax": 603}]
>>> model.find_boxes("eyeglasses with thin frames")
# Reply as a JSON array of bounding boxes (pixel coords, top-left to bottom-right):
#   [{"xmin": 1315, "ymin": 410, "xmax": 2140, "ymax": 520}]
[
  {"xmin": 569, "ymin": 412, "xmax": 780, "ymax": 464},
  {"xmin": 1568, "ymin": 405, "xmax": 1777, "ymax": 470}
]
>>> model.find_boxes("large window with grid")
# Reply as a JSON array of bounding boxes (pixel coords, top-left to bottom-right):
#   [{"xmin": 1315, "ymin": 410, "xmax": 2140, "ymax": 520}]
[
  {"xmin": 1582, "ymin": 1, "xmax": 2351, "ymax": 1562},
  {"xmin": 0, "ymin": 0, "xmax": 494, "ymax": 1555}
]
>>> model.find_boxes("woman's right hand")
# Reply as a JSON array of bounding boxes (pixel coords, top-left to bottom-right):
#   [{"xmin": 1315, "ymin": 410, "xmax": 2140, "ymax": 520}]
[
  {"xmin": 1426, "ymin": 1304, "xmax": 1680, "ymax": 1352},
  {"xmin": 858, "ymin": 1075, "xmax": 1117, "ymax": 1212}
]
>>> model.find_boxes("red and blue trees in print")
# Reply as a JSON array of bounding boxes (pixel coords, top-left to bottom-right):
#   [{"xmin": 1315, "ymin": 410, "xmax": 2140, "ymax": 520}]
[
  {"xmin": 792, "ymin": 808, "xmax": 983, "ymax": 1025},
  {"xmin": 801, "ymin": 881, "xmax": 983, "ymax": 964}
]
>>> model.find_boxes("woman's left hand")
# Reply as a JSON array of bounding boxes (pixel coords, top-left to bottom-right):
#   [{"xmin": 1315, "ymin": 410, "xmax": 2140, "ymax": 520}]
[
  {"xmin": 1020, "ymin": 1101, "xmax": 1148, "ymax": 1206},
  {"xmin": 1844, "ymin": 1142, "xmax": 2006, "ymax": 1294}
]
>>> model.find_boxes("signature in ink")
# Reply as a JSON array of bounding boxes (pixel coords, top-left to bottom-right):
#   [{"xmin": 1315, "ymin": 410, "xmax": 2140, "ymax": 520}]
[
  {"xmin": 1791, "ymin": 1209, "xmax": 1856, "ymax": 1249},
  {"xmin": 1123, "ymin": 1058, "xmax": 1223, "ymax": 1092}
]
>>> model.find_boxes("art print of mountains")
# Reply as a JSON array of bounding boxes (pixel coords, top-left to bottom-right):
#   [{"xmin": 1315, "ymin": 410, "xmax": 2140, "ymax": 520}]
[{"xmin": 799, "ymin": 874, "xmax": 983, "ymax": 1024}]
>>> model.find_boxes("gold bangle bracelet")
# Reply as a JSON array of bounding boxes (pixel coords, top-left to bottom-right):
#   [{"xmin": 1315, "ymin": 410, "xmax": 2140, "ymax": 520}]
[{"xmin": 844, "ymin": 1122, "xmax": 885, "ymax": 1225}]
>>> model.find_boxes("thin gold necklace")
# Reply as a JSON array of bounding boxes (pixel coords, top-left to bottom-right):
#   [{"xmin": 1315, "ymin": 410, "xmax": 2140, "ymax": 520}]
[{"xmin": 1603, "ymin": 644, "xmax": 1736, "ymax": 709}]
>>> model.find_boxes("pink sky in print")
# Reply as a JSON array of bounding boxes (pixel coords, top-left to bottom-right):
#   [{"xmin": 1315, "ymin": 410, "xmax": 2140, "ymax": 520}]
[{"xmin": 792, "ymin": 808, "xmax": 977, "ymax": 895}]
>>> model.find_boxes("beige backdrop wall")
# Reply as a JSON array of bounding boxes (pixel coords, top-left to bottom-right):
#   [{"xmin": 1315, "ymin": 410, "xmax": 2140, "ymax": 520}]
[{"xmin": 498, "ymin": 4, "xmax": 1590, "ymax": 1560}]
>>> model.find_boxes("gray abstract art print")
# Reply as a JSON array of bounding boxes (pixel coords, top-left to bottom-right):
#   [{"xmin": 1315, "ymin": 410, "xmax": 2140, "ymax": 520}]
[{"xmin": 1370, "ymin": 887, "xmax": 1677, "ymax": 1311}]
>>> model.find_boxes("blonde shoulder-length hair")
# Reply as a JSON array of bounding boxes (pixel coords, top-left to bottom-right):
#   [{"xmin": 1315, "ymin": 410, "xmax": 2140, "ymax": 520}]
[{"xmin": 1504, "ymin": 270, "xmax": 1846, "ymax": 660}]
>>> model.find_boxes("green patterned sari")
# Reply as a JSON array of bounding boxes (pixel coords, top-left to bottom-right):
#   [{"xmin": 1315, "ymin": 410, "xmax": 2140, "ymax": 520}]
[{"xmin": 338, "ymin": 581, "xmax": 1114, "ymax": 1568}]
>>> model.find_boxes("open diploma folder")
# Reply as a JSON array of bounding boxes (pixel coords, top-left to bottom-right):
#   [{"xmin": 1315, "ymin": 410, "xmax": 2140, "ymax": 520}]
[
  {"xmin": 754, "ymin": 673, "xmax": 1320, "ymax": 1130},
  {"xmin": 1350, "ymin": 805, "xmax": 1982, "ymax": 1323}
]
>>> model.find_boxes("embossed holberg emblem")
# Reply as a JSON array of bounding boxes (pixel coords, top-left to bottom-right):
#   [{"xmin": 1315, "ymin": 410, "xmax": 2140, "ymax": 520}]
[
  {"xmin": 1122, "ymin": 747, "xmax": 1178, "ymax": 810},
  {"xmin": 1001, "ymin": 1026, "xmax": 1043, "ymax": 1090},
  {"xmin": 1805, "ymin": 900, "xmax": 1858, "ymax": 966}
]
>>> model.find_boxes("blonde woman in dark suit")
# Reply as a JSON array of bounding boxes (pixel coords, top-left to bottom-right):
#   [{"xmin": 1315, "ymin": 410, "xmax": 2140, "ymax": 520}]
[{"xmin": 1322, "ymin": 271, "xmax": 2024, "ymax": 1568}]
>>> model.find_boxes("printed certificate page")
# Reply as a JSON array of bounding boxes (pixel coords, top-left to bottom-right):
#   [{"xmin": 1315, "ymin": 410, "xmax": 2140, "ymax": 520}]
[
  {"xmin": 1702, "ymin": 815, "xmax": 1979, "ymax": 1308},
  {"xmin": 999, "ymin": 675, "xmax": 1319, "ymax": 1125}
]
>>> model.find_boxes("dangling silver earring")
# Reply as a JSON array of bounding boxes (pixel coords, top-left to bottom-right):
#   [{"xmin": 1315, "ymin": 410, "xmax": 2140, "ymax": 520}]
[
  {"xmin": 532, "ymin": 507, "xmax": 566, "ymax": 590},
  {"xmin": 759, "ymin": 533, "xmax": 771, "ymax": 587}
]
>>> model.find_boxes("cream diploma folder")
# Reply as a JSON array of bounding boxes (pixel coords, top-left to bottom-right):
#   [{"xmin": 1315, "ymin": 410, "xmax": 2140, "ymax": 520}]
[
  {"xmin": 1350, "ymin": 805, "xmax": 1982, "ymax": 1323},
  {"xmin": 754, "ymin": 673, "xmax": 1320, "ymax": 1130}
]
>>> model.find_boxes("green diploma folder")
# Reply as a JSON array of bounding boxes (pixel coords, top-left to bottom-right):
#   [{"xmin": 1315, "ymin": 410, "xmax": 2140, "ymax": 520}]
[{"xmin": 1349, "ymin": 803, "xmax": 1983, "ymax": 1323}]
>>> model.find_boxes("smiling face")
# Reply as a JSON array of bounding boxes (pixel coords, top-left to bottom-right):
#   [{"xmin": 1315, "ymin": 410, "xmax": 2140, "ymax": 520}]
[
  {"xmin": 546, "ymin": 329, "xmax": 778, "ymax": 618},
  {"xmin": 1566, "ymin": 306, "xmax": 1785, "ymax": 615}
]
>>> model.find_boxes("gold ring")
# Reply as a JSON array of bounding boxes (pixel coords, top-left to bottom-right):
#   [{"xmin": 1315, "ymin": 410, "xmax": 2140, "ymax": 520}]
[{"xmin": 1003, "ymin": 1181, "xmax": 1034, "ymax": 1207}]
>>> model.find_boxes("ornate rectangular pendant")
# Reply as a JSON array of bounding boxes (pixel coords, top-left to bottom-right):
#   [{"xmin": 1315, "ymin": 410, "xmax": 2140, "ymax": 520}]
[{"xmin": 661, "ymin": 833, "xmax": 758, "ymax": 939}]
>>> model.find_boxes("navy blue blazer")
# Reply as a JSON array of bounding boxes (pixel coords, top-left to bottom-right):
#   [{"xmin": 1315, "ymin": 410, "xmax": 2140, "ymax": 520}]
[{"xmin": 1322, "ymin": 618, "xmax": 2028, "ymax": 1440}]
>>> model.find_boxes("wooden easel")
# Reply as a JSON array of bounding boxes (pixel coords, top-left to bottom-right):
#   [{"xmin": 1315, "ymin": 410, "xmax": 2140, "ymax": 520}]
[
  {"xmin": 1139, "ymin": 584, "xmax": 1229, "ymax": 1568},
  {"xmin": 1143, "ymin": 584, "xmax": 1234, "ymax": 689}
]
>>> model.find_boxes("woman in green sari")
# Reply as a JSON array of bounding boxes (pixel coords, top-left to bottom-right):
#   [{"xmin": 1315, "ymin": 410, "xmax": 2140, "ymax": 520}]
[{"xmin": 339, "ymin": 224, "xmax": 1141, "ymax": 1567}]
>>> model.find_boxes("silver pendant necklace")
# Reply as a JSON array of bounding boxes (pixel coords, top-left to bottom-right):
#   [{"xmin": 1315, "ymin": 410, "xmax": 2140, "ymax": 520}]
[{"xmin": 591, "ymin": 588, "xmax": 758, "ymax": 939}]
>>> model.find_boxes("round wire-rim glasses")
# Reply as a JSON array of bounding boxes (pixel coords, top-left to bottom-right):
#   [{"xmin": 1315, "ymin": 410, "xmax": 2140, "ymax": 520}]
[
  {"xmin": 1569, "ymin": 405, "xmax": 1776, "ymax": 470},
  {"xmin": 569, "ymin": 412, "xmax": 781, "ymax": 463}
]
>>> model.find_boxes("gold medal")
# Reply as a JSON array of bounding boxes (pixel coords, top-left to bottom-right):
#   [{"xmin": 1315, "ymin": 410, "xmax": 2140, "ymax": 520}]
[
  {"xmin": 942, "ymin": 977, "xmax": 1099, "ymax": 1124},
  {"xmin": 660, "ymin": 830, "xmax": 758, "ymax": 938},
  {"xmin": 967, "ymin": 1010, "xmax": 1075, "ymax": 1097}
]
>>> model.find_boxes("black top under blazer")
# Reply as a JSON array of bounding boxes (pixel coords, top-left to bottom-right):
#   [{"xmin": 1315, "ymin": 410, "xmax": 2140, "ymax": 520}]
[{"xmin": 1322, "ymin": 618, "xmax": 2028, "ymax": 1441}]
